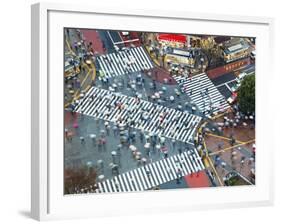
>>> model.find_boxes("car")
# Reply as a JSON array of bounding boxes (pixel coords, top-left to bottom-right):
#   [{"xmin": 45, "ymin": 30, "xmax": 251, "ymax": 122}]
[
  {"xmin": 65, "ymin": 72, "xmax": 79, "ymax": 81},
  {"xmin": 250, "ymin": 50, "xmax": 256, "ymax": 60},
  {"xmin": 121, "ymin": 31, "xmax": 129, "ymax": 36},
  {"xmin": 113, "ymin": 45, "xmax": 120, "ymax": 51},
  {"xmin": 227, "ymin": 92, "xmax": 238, "ymax": 104},
  {"xmin": 238, "ymin": 72, "xmax": 247, "ymax": 80}
]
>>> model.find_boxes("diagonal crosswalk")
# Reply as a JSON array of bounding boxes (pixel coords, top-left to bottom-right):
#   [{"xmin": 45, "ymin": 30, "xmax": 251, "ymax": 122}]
[
  {"xmin": 173, "ymin": 73, "xmax": 230, "ymax": 115},
  {"xmin": 74, "ymin": 87, "xmax": 202, "ymax": 143},
  {"xmin": 97, "ymin": 46, "xmax": 154, "ymax": 79},
  {"xmin": 96, "ymin": 150, "xmax": 205, "ymax": 193}
]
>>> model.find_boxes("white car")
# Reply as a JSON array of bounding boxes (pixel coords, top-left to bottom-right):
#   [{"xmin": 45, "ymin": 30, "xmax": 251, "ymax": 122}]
[{"xmin": 250, "ymin": 50, "xmax": 256, "ymax": 59}]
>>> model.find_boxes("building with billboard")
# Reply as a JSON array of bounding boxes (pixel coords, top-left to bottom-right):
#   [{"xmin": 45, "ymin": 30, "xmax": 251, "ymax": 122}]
[
  {"xmin": 221, "ymin": 38, "xmax": 252, "ymax": 63},
  {"xmin": 157, "ymin": 33, "xmax": 188, "ymax": 48}
]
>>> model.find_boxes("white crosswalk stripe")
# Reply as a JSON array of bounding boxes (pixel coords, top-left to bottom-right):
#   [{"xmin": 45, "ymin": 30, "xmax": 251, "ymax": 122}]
[
  {"xmin": 97, "ymin": 151, "xmax": 205, "ymax": 193},
  {"xmin": 173, "ymin": 73, "xmax": 230, "ymax": 115},
  {"xmin": 74, "ymin": 87, "xmax": 202, "ymax": 144},
  {"xmin": 97, "ymin": 47, "xmax": 154, "ymax": 79}
]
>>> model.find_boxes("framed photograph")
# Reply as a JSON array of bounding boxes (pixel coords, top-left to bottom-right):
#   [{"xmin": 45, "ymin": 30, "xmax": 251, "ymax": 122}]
[{"xmin": 31, "ymin": 2, "xmax": 274, "ymax": 221}]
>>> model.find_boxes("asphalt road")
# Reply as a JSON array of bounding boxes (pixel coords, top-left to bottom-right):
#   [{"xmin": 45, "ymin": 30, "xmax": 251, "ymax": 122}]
[{"xmin": 211, "ymin": 73, "xmax": 236, "ymax": 86}]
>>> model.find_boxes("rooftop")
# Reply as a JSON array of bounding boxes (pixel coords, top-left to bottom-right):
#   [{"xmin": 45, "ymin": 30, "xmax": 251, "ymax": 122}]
[{"xmin": 222, "ymin": 38, "xmax": 250, "ymax": 54}]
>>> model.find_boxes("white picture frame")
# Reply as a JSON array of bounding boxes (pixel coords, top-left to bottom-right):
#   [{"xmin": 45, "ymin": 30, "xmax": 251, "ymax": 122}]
[{"xmin": 31, "ymin": 2, "xmax": 275, "ymax": 221}]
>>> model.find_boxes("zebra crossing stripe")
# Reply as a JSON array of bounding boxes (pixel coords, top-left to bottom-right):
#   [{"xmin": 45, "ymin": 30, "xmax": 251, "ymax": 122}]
[
  {"xmin": 129, "ymin": 49, "xmax": 142, "ymax": 70},
  {"xmin": 197, "ymin": 154, "xmax": 204, "ymax": 171},
  {"xmin": 112, "ymin": 53, "xmax": 125, "ymax": 74},
  {"xmin": 165, "ymin": 157, "xmax": 177, "ymax": 179},
  {"xmin": 150, "ymin": 162, "xmax": 161, "ymax": 184},
  {"xmin": 140, "ymin": 166, "xmax": 151, "ymax": 189},
  {"xmin": 189, "ymin": 152, "xmax": 200, "ymax": 172},
  {"xmin": 169, "ymin": 156, "xmax": 179, "ymax": 178},
  {"xmin": 108, "ymin": 54, "xmax": 121, "ymax": 75},
  {"xmin": 179, "ymin": 153, "xmax": 189, "ymax": 173},
  {"xmin": 173, "ymin": 73, "xmax": 230, "ymax": 114},
  {"xmin": 111, "ymin": 177, "xmax": 118, "ymax": 192},
  {"xmin": 184, "ymin": 152, "xmax": 196, "ymax": 173},
  {"xmin": 149, "ymin": 163, "xmax": 161, "ymax": 185},
  {"xmin": 187, "ymin": 152, "xmax": 198, "ymax": 173},
  {"xmin": 75, "ymin": 87, "xmax": 201, "ymax": 144},
  {"xmin": 115, "ymin": 53, "xmax": 127, "ymax": 74},
  {"xmin": 125, "ymin": 172, "xmax": 134, "ymax": 191},
  {"xmin": 106, "ymin": 181, "xmax": 112, "ymax": 193},
  {"xmin": 97, "ymin": 47, "xmax": 154, "ymax": 80},
  {"xmin": 135, "ymin": 47, "xmax": 150, "ymax": 69},
  {"xmin": 121, "ymin": 173, "xmax": 130, "ymax": 192},
  {"xmin": 158, "ymin": 160, "xmax": 171, "ymax": 182},
  {"xmin": 147, "ymin": 164, "xmax": 159, "ymax": 186},
  {"xmin": 99, "ymin": 57, "xmax": 111, "ymax": 76},
  {"xmin": 74, "ymin": 87, "xmax": 94, "ymax": 111},
  {"xmin": 179, "ymin": 154, "xmax": 190, "ymax": 175},
  {"xmin": 98, "ymin": 182, "xmax": 104, "ymax": 193},
  {"xmin": 86, "ymin": 89, "xmax": 106, "ymax": 116},
  {"xmin": 97, "ymin": 150, "xmax": 206, "ymax": 193},
  {"xmin": 144, "ymin": 165, "xmax": 155, "ymax": 186},
  {"xmin": 139, "ymin": 46, "xmax": 154, "ymax": 68},
  {"xmin": 176, "ymin": 154, "xmax": 189, "ymax": 175},
  {"xmin": 116, "ymin": 175, "xmax": 126, "ymax": 192},
  {"xmin": 133, "ymin": 169, "xmax": 144, "ymax": 191},
  {"xmin": 85, "ymin": 88, "xmax": 105, "ymax": 115},
  {"xmin": 192, "ymin": 153, "xmax": 202, "ymax": 172},
  {"xmin": 157, "ymin": 160, "xmax": 168, "ymax": 184},
  {"xmin": 161, "ymin": 158, "xmax": 173, "ymax": 180},
  {"xmin": 137, "ymin": 168, "xmax": 147, "ymax": 189},
  {"xmin": 129, "ymin": 170, "xmax": 139, "ymax": 191}
]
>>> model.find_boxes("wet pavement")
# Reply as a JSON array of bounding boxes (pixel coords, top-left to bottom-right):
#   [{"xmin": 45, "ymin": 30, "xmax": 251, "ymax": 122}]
[{"xmin": 64, "ymin": 28, "xmax": 256, "ymax": 193}]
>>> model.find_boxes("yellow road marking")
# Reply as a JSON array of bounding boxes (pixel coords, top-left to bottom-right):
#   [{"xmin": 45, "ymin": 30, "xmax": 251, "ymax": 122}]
[
  {"xmin": 203, "ymin": 157, "xmax": 210, "ymax": 168},
  {"xmin": 88, "ymin": 61, "xmax": 96, "ymax": 81},
  {"xmin": 210, "ymin": 112, "xmax": 225, "ymax": 120},
  {"xmin": 72, "ymin": 69, "xmax": 91, "ymax": 99},
  {"xmin": 81, "ymin": 69, "xmax": 91, "ymax": 87},
  {"xmin": 205, "ymin": 133, "xmax": 244, "ymax": 144},
  {"xmin": 66, "ymin": 39, "xmax": 76, "ymax": 56},
  {"xmin": 209, "ymin": 139, "xmax": 255, "ymax": 156},
  {"xmin": 202, "ymin": 137, "xmax": 210, "ymax": 156},
  {"xmin": 207, "ymin": 156, "xmax": 224, "ymax": 186},
  {"xmin": 145, "ymin": 46, "xmax": 160, "ymax": 66}
]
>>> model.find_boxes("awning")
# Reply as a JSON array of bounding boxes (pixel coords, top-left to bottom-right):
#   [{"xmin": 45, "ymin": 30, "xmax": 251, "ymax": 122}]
[{"xmin": 158, "ymin": 34, "xmax": 186, "ymax": 43}]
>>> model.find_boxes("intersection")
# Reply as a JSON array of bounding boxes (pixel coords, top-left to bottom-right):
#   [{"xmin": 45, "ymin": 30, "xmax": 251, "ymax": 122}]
[{"xmin": 64, "ymin": 28, "xmax": 256, "ymax": 194}]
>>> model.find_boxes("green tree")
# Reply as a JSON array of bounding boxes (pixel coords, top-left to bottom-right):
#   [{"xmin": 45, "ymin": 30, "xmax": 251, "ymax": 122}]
[{"xmin": 237, "ymin": 74, "xmax": 255, "ymax": 114}]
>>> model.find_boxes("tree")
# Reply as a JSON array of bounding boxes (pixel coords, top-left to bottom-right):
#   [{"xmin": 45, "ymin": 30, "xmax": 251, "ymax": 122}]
[
  {"xmin": 64, "ymin": 166, "xmax": 97, "ymax": 194},
  {"xmin": 237, "ymin": 74, "xmax": 255, "ymax": 114}
]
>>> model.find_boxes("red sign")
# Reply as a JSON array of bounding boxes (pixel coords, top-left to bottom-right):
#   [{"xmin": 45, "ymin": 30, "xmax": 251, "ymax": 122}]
[{"xmin": 158, "ymin": 34, "xmax": 186, "ymax": 43}]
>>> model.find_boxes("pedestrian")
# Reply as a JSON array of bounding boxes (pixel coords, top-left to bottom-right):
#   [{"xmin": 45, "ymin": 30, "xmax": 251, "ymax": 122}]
[
  {"xmin": 164, "ymin": 151, "xmax": 168, "ymax": 159},
  {"xmin": 178, "ymin": 148, "xmax": 182, "ymax": 155},
  {"xmin": 105, "ymin": 124, "xmax": 110, "ymax": 136},
  {"xmin": 176, "ymin": 168, "xmax": 182, "ymax": 179},
  {"xmin": 112, "ymin": 125, "xmax": 118, "ymax": 136},
  {"xmin": 80, "ymin": 136, "xmax": 85, "ymax": 144},
  {"xmin": 90, "ymin": 134, "xmax": 96, "ymax": 145},
  {"xmin": 66, "ymin": 131, "xmax": 73, "ymax": 142}
]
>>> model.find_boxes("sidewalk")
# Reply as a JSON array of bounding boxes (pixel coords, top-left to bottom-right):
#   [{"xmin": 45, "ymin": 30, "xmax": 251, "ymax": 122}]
[
  {"xmin": 148, "ymin": 66, "xmax": 177, "ymax": 85},
  {"xmin": 81, "ymin": 29, "xmax": 106, "ymax": 54},
  {"xmin": 184, "ymin": 171, "xmax": 211, "ymax": 188},
  {"xmin": 206, "ymin": 57, "xmax": 251, "ymax": 79}
]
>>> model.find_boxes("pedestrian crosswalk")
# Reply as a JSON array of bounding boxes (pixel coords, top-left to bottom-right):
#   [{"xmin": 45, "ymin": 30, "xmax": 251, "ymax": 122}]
[
  {"xmin": 74, "ymin": 87, "xmax": 202, "ymax": 143},
  {"xmin": 97, "ymin": 46, "xmax": 154, "ymax": 79},
  {"xmin": 96, "ymin": 150, "xmax": 205, "ymax": 193},
  {"xmin": 173, "ymin": 73, "xmax": 230, "ymax": 114}
]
